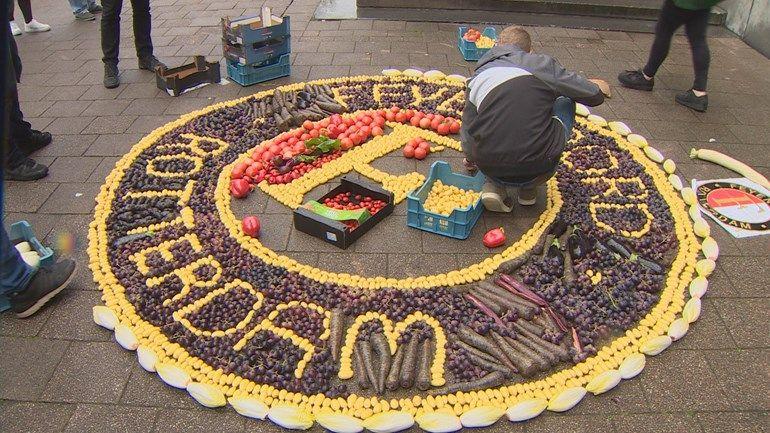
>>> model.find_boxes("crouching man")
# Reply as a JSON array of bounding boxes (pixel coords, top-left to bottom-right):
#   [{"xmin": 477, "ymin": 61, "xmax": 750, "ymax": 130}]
[{"xmin": 461, "ymin": 26, "xmax": 609, "ymax": 212}]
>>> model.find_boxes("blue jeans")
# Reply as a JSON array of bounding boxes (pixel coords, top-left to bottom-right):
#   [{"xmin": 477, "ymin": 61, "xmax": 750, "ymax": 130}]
[
  {"xmin": 0, "ymin": 177, "xmax": 34, "ymax": 297},
  {"xmin": 68, "ymin": 0, "xmax": 96, "ymax": 14},
  {"xmin": 490, "ymin": 96, "xmax": 575, "ymax": 188}
]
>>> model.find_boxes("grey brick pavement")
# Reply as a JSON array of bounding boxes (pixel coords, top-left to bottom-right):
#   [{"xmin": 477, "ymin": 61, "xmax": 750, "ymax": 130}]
[{"xmin": 1, "ymin": 0, "xmax": 768, "ymax": 431}]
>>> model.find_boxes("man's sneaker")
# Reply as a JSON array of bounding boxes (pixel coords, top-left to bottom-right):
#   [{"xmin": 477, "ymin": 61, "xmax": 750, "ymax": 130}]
[
  {"xmin": 10, "ymin": 21, "xmax": 22, "ymax": 36},
  {"xmin": 74, "ymin": 11, "xmax": 96, "ymax": 21},
  {"xmin": 5, "ymin": 158, "xmax": 48, "ymax": 181},
  {"xmin": 618, "ymin": 69, "xmax": 654, "ymax": 91},
  {"xmin": 104, "ymin": 63, "xmax": 120, "ymax": 89},
  {"xmin": 24, "ymin": 19, "xmax": 51, "ymax": 33},
  {"xmin": 88, "ymin": 3, "xmax": 103, "ymax": 13},
  {"xmin": 675, "ymin": 90, "xmax": 708, "ymax": 112},
  {"xmin": 138, "ymin": 55, "xmax": 164, "ymax": 72},
  {"xmin": 18, "ymin": 130, "xmax": 53, "ymax": 155},
  {"xmin": 517, "ymin": 187, "xmax": 538, "ymax": 206},
  {"xmin": 11, "ymin": 259, "xmax": 77, "ymax": 318},
  {"xmin": 481, "ymin": 180, "xmax": 514, "ymax": 213}
]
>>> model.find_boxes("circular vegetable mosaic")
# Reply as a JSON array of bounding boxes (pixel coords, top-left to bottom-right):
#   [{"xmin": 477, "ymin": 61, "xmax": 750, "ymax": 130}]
[{"xmin": 89, "ymin": 72, "xmax": 716, "ymax": 431}]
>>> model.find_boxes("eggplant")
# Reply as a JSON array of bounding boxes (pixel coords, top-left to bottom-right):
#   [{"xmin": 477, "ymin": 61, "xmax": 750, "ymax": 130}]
[
  {"xmin": 567, "ymin": 227, "xmax": 588, "ymax": 260},
  {"xmin": 549, "ymin": 218, "xmax": 568, "ymax": 237},
  {"xmin": 631, "ymin": 254, "xmax": 664, "ymax": 274},
  {"xmin": 547, "ymin": 238, "xmax": 564, "ymax": 270},
  {"xmin": 606, "ymin": 237, "xmax": 632, "ymax": 259}
]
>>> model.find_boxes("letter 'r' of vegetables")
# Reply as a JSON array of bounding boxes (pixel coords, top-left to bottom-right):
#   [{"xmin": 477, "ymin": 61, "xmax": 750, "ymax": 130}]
[
  {"xmin": 483, "ymin": 228, "xmax": 506, "ymax": 248},
  {"xmin": 230, "ymin": 178, "xmax": 251, "ymax": 199},
  {"xmin": 242, "ymin": 216, "xmax": 261, "ymax": 237},
  {"xmin": 690, "ymin": 148, "xmax": 770, "ymax": 190}
]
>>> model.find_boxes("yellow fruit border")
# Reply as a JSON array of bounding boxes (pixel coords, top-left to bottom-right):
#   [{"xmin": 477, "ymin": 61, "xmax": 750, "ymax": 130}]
[{"xmin": 89, "ymin": 73, "xmax": 710, "ymax": 430}]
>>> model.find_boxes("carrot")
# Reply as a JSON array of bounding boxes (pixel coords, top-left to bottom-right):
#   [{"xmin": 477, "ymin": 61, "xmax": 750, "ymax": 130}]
[
  {"xmin": 511, "ymin": 321, "xmax": 569, "ymax": 361},
  {"xmin": 465, "ymin": 293, "xmax": 506, "ymax": 329},
  {"xmin": 370, "ymin": 333, "xmax": 391, "ymax": 393},
  {"xmin": 503, "ymin": 334, "xmax": 549, "ymax": 371},
  {"xmin": 353, "ymin": 343, "xmax": 370, "ymax": 390},
  {"xmin": 473, "ymin": 285, "xmax": 536, "ymax": 320},
  {"xmin": 515, "ymin": 318, "xmax": 544, "ymax": 337},
  {"xmin": 498, "ymin": 275, "xmax": 548, "ymax": 307},
  {"xmin": 455, "ymin": 340, "xmax": 498, "ymax": 365},
  {"xmin": 497, "ymin": 253, "xmax": 530, "ymax": 275},
  {"xmin": 430, "ymin": 371, "xmax": 505, "ymax": 396},
  {"xmin": 458, "ymin": 326, "xmax": 517, "ymax": 373},
  {"xmin": 479, "ymin": 280, "xmax": 539, "ymax": 312},
  {"xmin": 490, "ymin": 331, "xmax": 538, "ymax": 377},
  {"xmin": 416, "ymin": 338, "xmax": 433, "ymax": 391},
  {"xmin": 386, "ymin": 346, "xmax": 405, "ymax": 391},
  {"xmin": 329, "ymin": 308, "xmax": 345, "ymax": 362},
  {"xmin": 571, "ymin": 327, "xmax": 583, "ymax": 353},
  {"xmin": 511, "ymin": 331, "xmax": 558, "ymax": 366},
  {"xmin": 356, "ymin": 340, "xmax": 379, "ymax": 392},
  {"xmin": 540, "ymin": 234, "xmax": 555, "ymax": 256},
  {"xmin": 546, "ymin": 307, "xmax": 568, "ymax": 332},
  {"xmin": 399, "ymin": 337, "xmax": 420, "ymax": 389},
  {"xmin": 463, "ymin": 347, "xmax": 513, "ymax": 379},
  {"xmin": 467, "ymin": 290, "xmax": 503, "ymax": 316},
  {"xmin": 563, "ymin": 248, "xmax": 576, "ymax": 284}
]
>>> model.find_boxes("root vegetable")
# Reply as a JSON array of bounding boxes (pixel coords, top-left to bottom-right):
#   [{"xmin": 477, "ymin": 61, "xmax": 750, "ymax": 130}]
[
  {"xmin": 329, "ymin": 308, "xmax": 345, "ymax": 362},
  {"xmin": 490, "ymin": 332, "xmax": 537, "ymax": 377},
  {"xmin": 463, "ymin": 348, "xmax": 513, "ymax": 379},
  {"xmin": 464, "ymin": 293, "xmax": 505, "ymax": 328},
  {"xmin": 540, "ymin": 234, "xmax": 555, "ymax": 256},
  {"xmin": 515, "ymin": 319, "xmax": 544, "ymax": 337},
  {"xmin": 416, "ymin": 339, "xmax": 432, "ymax": 391},
  {"xmin": 399, "ymin": 337, "xmax": 420, "ymax": 389},
  {"xmin": 478, "ymin": 281, "xmax": 538, "ymax": 313},
  {"xmin": 472, "ymin": 286, "xmax": 535, "ymax": 320},
  {"xmin": 371, "ymin": 333, "xmax": 391, "ymax": 393},
  {"xmin": 563, "ymin": 248, "xmax": 576, "ymax": 284},
  {"xmin": 356, "ymin": 340, "xmax": 379, "ymax": 392},
  {"xmin": 496, "ymin": 275, "xmax": 548, "ymax": 307},
  {"xmin": 511, "ymin": 321, "xmax": 569, "ymax": 361},
  {"xmin": 503, "ymin": 334, "xmax": 549, "ymax": 371},
  {"xmin": 455, "ymin": 340, "xmax": 498, "ymax": 365},
  {"xmin": 386, "ymin": 346, "xmax": 405, "ymax": 391},
  {"xmin": 497, "ymin": 253, "xmax": 530, "ymax": 275},
  {"xmin": 354, "ymin": 344, "xmax": 370, "ymax": 390},
  {"xmin": 458, "ymin": 326, "xmax": 517, "ymax": 373},
  {"xmin": 691, "ymin": 148, "xmax": 770, "ymax": 189},
  {"xmin": 467, "ymin": 290, "xmax": 503, "ymax": 316},
  {"xmin": 430, "ymin": 371, "xmax": 505, "ymax": 396}
]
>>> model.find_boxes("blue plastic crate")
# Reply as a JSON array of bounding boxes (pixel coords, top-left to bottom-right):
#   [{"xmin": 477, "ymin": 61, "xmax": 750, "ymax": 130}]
[
  {"xmin": 223, "ymin": 35, "xmax": 291, "ymax": 65},
  {"xmin": 227, "ymin": 54, "xmax": 291, "ymax": 86},
  {"xmin": 2, "ymin": 221, "xmax": 55, "ymax": 312},
  {"xmin": 407, "ymin": 161, "xmax": 486, "ymax": 240},
  {"xmin": 457, "ymin": 26, "xmax": 497, "ymax": 62},
  {"xmin": 222, "ymin": 15, "xmax": 290, "ymax": 45}
]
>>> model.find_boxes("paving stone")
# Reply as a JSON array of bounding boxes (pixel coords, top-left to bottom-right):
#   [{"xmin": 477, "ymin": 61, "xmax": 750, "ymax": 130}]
[
  {"xmin": 0, "ymin": 302, "xmax": 54, "ymax": 337},
  {"xmin": 613, "ymin": 413, "xmax": 701, "ymax": 433},
  {"xmin": 0, "ymin": 401, "xmax": 75, "ymax": 433},
  {"xmin": 86, "ymin": 156, "xmax": 122, "ymax": 183},
  {"xmin": 571, "ymin": 380, "xmax": 651, "ymax": 415},
  {"xmin": 41, "ymin": 341, "xmax": 134, "ymax": 403},
  {"xmin": 121, "ymin": 366, "xmax": 197, "ymax": 409},
  {"xmin": 0, "ymin": 336, "xmax": 70, "ymax": 400},
  {"xmin": 85, "ymin": 133, "xmax": 144, "ymax": 156},
  {"xmin": 696, "ymin": 411, "xmax": 768, "ymax": 433},
  {"xmin": 153, "ymin": 408, "xmax": 246, "ymax": 433},
  {"xmin": 43, "ymin": 156, "xmax": 102, "ymax": 183},
  {"xmin": 3, "ymin": 181, "xmax": 58, "ymax": 213},
  {"xmin": 673, "ymin": 299, "xmax": 737, "ymax": 350},
  {"xmin": 249, "ymin": 213, "xmax": 293, "ymax": 252},
  {"xmin": 704, "ymin": 349, "xmax": 770, "ymax": 412},
  {"xmin": 525, "ymin": 413, "xmax": 614, "ymax": 433},
  {"xmin": 387, "ymin": 253, "xmax": 458, "ymax": 279},
  {"xmin": 63, "ymin": 404, "xmax": 157, "ymax": 433},
  {"xmin": 45, "ymin": 116, "xmax": 94, "ymax": 135},
  {"xmin": 81, "ymin": 115, "xmax": 139, "ymax": 134},
  {"xmin": 713, "ymin": 297, "xmax": 770, "ymax": 348},
  {"xmin": 82, "ymin": 99, "xmax": 133, "ymax": 116},
  {"xmin": 34, "ymin": 133, "xmax": 97, "ymax": 157},
  {"xmin": 717, "ymin": 256, "xmax": 770, "ymax": 298},
  {"xmin": 39, "ymin": 182, "xmax": 101, "ymax": 214},
  {"xmin": 41, "ymin": 290, "xmax": 110, "ymax": 341},
  {"xmin": 41, "ymin": 100, "xmax": 92, "ymax": 118}
]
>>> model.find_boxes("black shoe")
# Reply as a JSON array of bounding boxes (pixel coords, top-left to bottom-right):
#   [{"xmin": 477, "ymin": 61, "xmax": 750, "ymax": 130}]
[
  {"xmin": 138, "ymin": 55, "xmax": 164, "ymax": 72},
  {"xmin": 675, "ymin": 89, "xmax": 708, "ymax": 112},
  {"xmin": 5, "ymin": 157, "xmax": 48, "ymax": 181},
  {"xmin": 88, "ymin": 3, "xmax": 103, "ymax": 13},
  {"xmin": 104, "ymin": 63, "xmax": 119, "ymax": 88},
  {"xmin": 11, "ymin": 259, "xmax": 77, "ymax": 318},
  {"xmin": 18, "ymin": 130, "xmax": 52, "ymax": 156},
  {"xmin": 618, "ymin": 69, "xmax": 654, "ymax": 91}
]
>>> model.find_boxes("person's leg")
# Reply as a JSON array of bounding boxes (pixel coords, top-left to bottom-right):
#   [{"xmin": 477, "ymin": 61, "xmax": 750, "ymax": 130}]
[
  {"xmin": 131, "ymin": 0, "xmax": 153, "ymax": 60},
  {"xmin": 518, "ymin": 170, "xmax": 555, "ymax": 206},
  {"xmin": 0, "ymin": 216, "xmax": 35, "ymax": 297},
  {"xmin": 68, "ymin": 0, "xmax": 88, "ymax": 14},
  {"xmin": 17, "ymin": 0, "xmax": 32, "ymax": 23},
  {"xmin": 685, "ymin": 8, "xmax": 711, "ymax": 92},
  {"xmin": 101, "ymin": 0, "xmax": 122, "ymax": 66},
  {"xmin": 643, "ymin": 0, "xmax": 685, "ymax": 79}
]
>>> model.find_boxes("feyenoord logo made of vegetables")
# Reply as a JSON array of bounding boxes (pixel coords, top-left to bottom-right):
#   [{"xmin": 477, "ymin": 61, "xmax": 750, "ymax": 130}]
[
  {"xmin": 90, "ymin": 73, "xmax": 713, "ymax": 431},
  {"xmin": 696, "ymin": 181, "xmax": 770, "ymax": 232}
]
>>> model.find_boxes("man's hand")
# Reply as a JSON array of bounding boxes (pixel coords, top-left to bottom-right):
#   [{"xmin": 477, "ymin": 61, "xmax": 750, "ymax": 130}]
[{"xmin": 589, "ymin": 78, "xmax": 611, "ymax": 98}]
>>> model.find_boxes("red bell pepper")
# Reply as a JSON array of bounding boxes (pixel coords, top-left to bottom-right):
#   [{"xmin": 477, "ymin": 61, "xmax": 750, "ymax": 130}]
[
  {"xmin": 230, "ymin": 178, "xmax": 251, "ymax": 199},
  {"xmin": 483, "ymin": 227, "xmax": 506, "ymax": 248},
  {"xmin": 242, "ymin": 216, "xmax": 261, "ymax": 237}
]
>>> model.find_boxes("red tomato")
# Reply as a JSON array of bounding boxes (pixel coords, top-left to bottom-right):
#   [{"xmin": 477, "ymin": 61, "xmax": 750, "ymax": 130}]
[
  {"xmin": 373, "ymin": 116, "xmax": 385, "ymax": 127},
  {"xmin": 403, "ymin": 145, "xmax": 415, "ymax": 158},
  {"xmin": 309, "ymin": 129, "xmax": 320, "ymax": 138},
  {"xmin": 351, "ymin": 134, "xmax": 363, "ymax": 145},
  {"xmin": 437, "ymin": 123, "xmax": 450, "ymax": 135},
  {"xmin": 331, "ymin": 114, "xmax": 343, "ymax": 124},
  {"xmin": 338, "ymin": 133, "xmax": 347, "ymax": 141},
  {"xmin": 261, "ymin": 151, "xmax": 275, "ymax": 162},
  {"xmin": 395, "ymin": 112, "xmax": 407, "ymax": 123},
  {"xmin": 355, "ymin": 121, "xmax": 364, "ymax": 128},
  {"xmin": 287, "ymin": 137, "xmax": 298, "ymax": 145},
  {"xmin": 449, "ymin": 121, "xmax": 461, "ymax": 134},
  {"xmin": 362, "ymin": 115, "xmax": 373, "ymax": 125},
  {"xmin": 268, "ymin": 144, "xmax": 280, "ymax": 154},
  {"xmin": 385, "ymin": 111, "xmax": 396, "ymax": 121},
  {"xmin": 430, "ymin": 118, "xmax": 441, "ymax": 130},
  {"xmin": 245, "ymin": 165, "xmax": 259, "ymax": 178},
  {"xmin": 233, "ymin": 161, "xmax": 248, "ymax": 175},
  {"xmin": 340, "ymin": 137, "xmax": 354, "ymax": 150},
  {"xmin": 282, "ymin": 150, "xmax": 294, "ymax": 159},
  {"xmin": 426, "ymin": 113, "xmax": 435, "ymax": 119},
  {"xmin": 390, "ymin": 106, "xmax": 400, "ymax": 113},
  {"xmin": 414, "ymin": 147, "xmax": 428, "ymax": 160},
  {"xmin": 293, "ymin": 129, "xmax": 304, "ymax": 138},
  {"xmin": 435, "ymin": 115, "xmax": 445, "ymax": 123},
  {"xmin": 319, "ymin": 118, "xmax": 330, "ymax": 128},
  {"xmin": 343, "ymin": 117, "xmax": 355, "ymax": 127},
  {"xmin": 371, "ymin": 126, "xmax": 384, "ymax": 136},
  {"xmin": 319, "ymin": 128, "xmax": 329, "ymax": 136},
  {"xmin": 300, "ymin": 133, "xmax": 311, "ymax": 141},
  {"xmin": 419, "ymin": 117, "xmax": 431, "ymax": 129},
  {"xmin": 244, "ymin": 157, "xmax": 255, "ymax": 166},
  {"xmin": 409, "ymin": 138, "xmax": 420, "ymax": 147},
  {"xmin": 410, "ymin": 116, "xmax": 421, "ymax": 126},
  {"xmin": 251, "ymin": 161, "xmax": 264, "ymax": 171},
  {"xmin": 360, "ymin": 125, "xmax": 371, "ymax": 136},
  {"xmin": 302, "ymin": 120, "xmax": 314, "ymax": 130},
  {"xmin": 418, "ymin": 141, "xmax": 431, "ymax": 151},
  {"xmin": 405, "ymin": 109, "xmax": 415, "ymax": 119}
]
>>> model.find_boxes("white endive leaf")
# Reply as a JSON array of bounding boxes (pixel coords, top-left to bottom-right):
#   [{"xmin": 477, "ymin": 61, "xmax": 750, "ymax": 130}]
[
  {"xmin": 619, "ymin": 353, "xmax": 646, "ymax": 379},
  {"xmin": 608, "ymin": 121, "xmax": 631, "ymax": 136},
  {"xmin": 668, "ymin": 174, "xmax": 683, "ymax": 191},
  {"xmin": 92, "ymin": 305, "xmax": 118, "ymax": 330},
  {"xmin": 683, "ymin": 298, "xmax": 702, "ymax": 323},
  {"xmin": 627, "ymin": 134, "xmax": 647, "ymax": 148},
  {"xmin": 547, "ymin": 387, "xmax": 587, "ymax": 412},
  {"xmin": 267, "ymin": 404, "xmax": 314, "ymax": 430},
  {"xmin": 228, "ymin": 396, "xmax": 268, "ymax": 420},
  {"xmin": 689, "ymin": 276, "xmax": 708, "ymax": 299},
  {"xmin": 423, "ymin": 70, "xmax": 446, "ymax": 79},
  {"xmin": 187, "ymin": 381, "xmax": 226, "ymax": 408},
  {"xmin": 362, "ymin": 411, "xmax": 414, "ymax": 433},
  {"xmin": 505, "ymin": 398, "xmax": 547, "ymax": 422},
  {"xmin": 585, "ymin": 369, "xmax": 622, "ymax": 395},
  {"xmin": 701, "ymin": 237, "xmax": 719, "ymax": 260},
  {"xmin": 693, "ymin": 218, "xmax": 711, "ymax": 238},
  {"xmin": 640, "ymin": 335, "xmax": 672, "ymax": 356},
  {"xmin": 696, "ymin": 259, "xmax": 715, "ymax": 277},
  {"xmin": 403, "ymin": 68, "xmax": 423, "ymax": 77},
  {"xmin": 114, "ymin": 323, "xmax": 139, "ymax": 351},
  {"xmin": 587, "ymin": 114, "xmax": 607, "ymax": 127},
  {"xmin": 644, "ymin": 146, "xmax": 664, "ymax": 163},
  {"xmin": 688, "ymin": 205, "xmax": 702, "ymax": 221},
  {"xmin": 575, "ymin": 103, "xmax": 590, "ymax": 117},
  {"xmin": 459, "ymin": 406, "xmax": 504, "ymax": 427},
  {"xmin": 667, "ymin": 318, "xmax": 689, "ymax": 341},
  {"xmin": 663, "ymin": 159, "xmax": 677, "ymax": 174},
  {"xmin": 316, "ymin": 412, "xmax": 364, "ymax": 433},
  {"xmin": 156, "ymin": 363, "xmax": 191, "ymax": 389},
  {"xmin": 681, "ymin": 187, "xmax": 697, "ymax": 206},
  {"xmin": 136, "ymin": 345, "xmax": 158, "ymax": 372},
  {"xmin": 415, "ymin": 411, "xmax": 462, "ymax": 433},
  {"xmin": 21, "ymin": 251, "xmax": 40, "ymax": 269},
  {"xmin": 446, "ymin": 74, "xmax": 467, "ymax": 82},
  {"xmin": 381, "ymin": 69, "xmax": 401, "ymax": 76}
]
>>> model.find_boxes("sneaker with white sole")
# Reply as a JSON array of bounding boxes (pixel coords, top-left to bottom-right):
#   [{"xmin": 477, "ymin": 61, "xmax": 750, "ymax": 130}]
[
  {"xmin": 481, "ymin": 179, "xmax": 514, "ymax": 213},
  {"xmin": 10, "ymin": 21, "xmax": 22, "ymax": 36},
  {"xmin": 25, "ymin": 19, "xmax": 51, "ymax": 33},
  {"xmin": 11, "ymin": 258, "xmax": 77, "ymax": 318}
]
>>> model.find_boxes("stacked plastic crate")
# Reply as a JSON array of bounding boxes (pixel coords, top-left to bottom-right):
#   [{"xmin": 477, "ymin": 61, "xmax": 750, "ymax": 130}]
[{"xmin": 222, "ymin": 8, "xmax": 291, "ymax": 86}]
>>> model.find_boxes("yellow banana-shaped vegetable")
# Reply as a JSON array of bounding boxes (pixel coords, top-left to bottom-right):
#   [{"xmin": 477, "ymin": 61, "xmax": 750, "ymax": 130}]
[
  {"xmin": 644, "ymin": 146, "xmax": 664, "ymax": 163},
  {"xmin": 156, "ymin": 363, "xmax": 191, "ymax": 389},
  {"xmin": 316, "ymin": 411, "xmax": 364, "ymax": 433},
  {"xmin": 381, "ymin": 69, "xmax": 401, "ymax": 76},
  {"xmin": 136, "ymin": 345, "xmax": 158, "ymax": 372},
  {"xmin": 403, "ymin": 68, "xmax": 424, "ymax": 77},
  {"xmin": 267, "ymin": 404, "xmax": 314, "ymax": 430},
  {"xmin": 693, "ymin": 218, "xmax": 711, "ymax": 237},
  {"xmin": 575, "ymin": 103, "xmax": 590, "ymax": 117},
  {"xmin": 683, "ymin": 298, "xmax": 702, "ymax": 323},
  {"xmin": 701, "ymin": 237, "xmax": 719, "ymax": 260},
  {"xmin": 667, "ymin": 318, "xmax": 689, "ymax": 341},
  {"xmin": 663, "ymin": 159, "xmax": 676, "ymax": 174},
  {"xmin": 689, "ymin": 276, "xmax": 708, "ymax": 299},
  {"xmin": 424, "ymin": 70, "xmax": 446, "ymax": 79},
  {"xmin": 362, "ymin": 411, "xmax": 414, "ymax": 433},
  {"xmin": 114, "ymin": 323, "xmax": 139, "ymax": 351},
  {"xmin": 696, "ymin": 259, "xmax": 715, "ymax": 277},
  {"xmin": 92, "ymin": 305, "xmax": 118, "ymax": 330},
  {"xmin": 668, "ymin": 174, "xmax": 683, "ymax": 191},
  {"xmin": 608, "ymin": 121, "xmax": 630, "ymax": 136},
  {"xmin": 415, "ymin": 411, "xmax": 462, "ymax": 433},
  {"xmin": 587, "ymin": 114, "xmax": 607, "ymax": 128},
  {"xmin": 627, "ymin": 134, "xmax": 647, "ymax": 148}
]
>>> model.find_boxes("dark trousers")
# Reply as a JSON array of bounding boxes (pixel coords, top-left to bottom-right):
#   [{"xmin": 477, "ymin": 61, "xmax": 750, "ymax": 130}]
[
  {"xmin": 3, "ymin": 92, "xmax": 31, "ymax": 167},
  {"xmin": 643, "ymin": 0, "xmax": 711, "ymax": 91},
  {"xmin": 12, "ymin": 0, "xmax": 34, "ymax": 23},
  {"xmin": 100, "ymin": 0, "xmax": 153, "ymax": 65}
]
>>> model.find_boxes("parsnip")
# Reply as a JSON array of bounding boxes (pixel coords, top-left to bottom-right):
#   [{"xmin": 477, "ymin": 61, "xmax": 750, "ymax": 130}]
[{"xmin": 690, "ymin": 148, "xmax": 770, "ymax": 190}]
